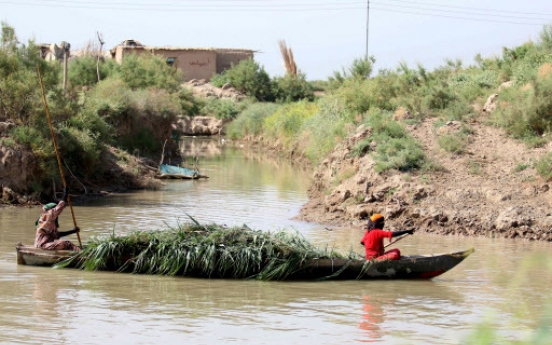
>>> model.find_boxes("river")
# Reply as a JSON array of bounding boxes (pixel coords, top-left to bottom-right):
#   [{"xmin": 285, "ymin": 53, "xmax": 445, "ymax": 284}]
[{"xmin": 0, "ymin": 137, "xmax": 550, "ymax": 344}]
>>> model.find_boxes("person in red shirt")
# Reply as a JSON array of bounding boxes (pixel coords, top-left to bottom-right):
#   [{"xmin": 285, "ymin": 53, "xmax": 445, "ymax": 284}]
[{"xmin": 361, "ymin": 214, "xmax": 414, "ymax": 260}]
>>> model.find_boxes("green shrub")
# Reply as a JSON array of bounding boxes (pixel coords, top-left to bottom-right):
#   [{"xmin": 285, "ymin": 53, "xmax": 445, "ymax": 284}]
[
  {"xmin": 423, "ymin": 83, "xmax": 457, "ymax": 110},
  {"xmin": 84, "ymin": 78, "xmax": 179, "ymax": 153},
  {"xmin": 178, "ymin": 88, "xmax": 203, "ymax": 116},
  {"xmin": 0, "ymin": 27, "xmax": 60, "ymax": 124},
  {"xmin": 111, "ymin": 53, "xmax": 183, "ymax": 92},
  {"xmin": 540, "ymin": 25, "xmax": 552, "ymax": 52},
  {"xmin": 492, "ymin": 73, "xmax": 552, "ymax": 139},
  {"xmin": 328, "ymin": 56, "xmax": 375, "ymax": 88},
  {"xmin": 302, "ymin": 98, "xmax": 348, "ymax": 163},
  {"xmin": 272, "ymin": 72, "xmax": 314, "ymax": 102},
  {"xmin": 441, "ymin": 99, "xmax": 476, "ymax": 121},
  {"xmin": 11, "ymin": 126, "xmax": 51, "ymax": 154},
  {"xmin": 68, "ymin": 56, "xmax": 105, "ymax": 87},
  {"xmin": 226, "ymin": 102, "xmax": 280, "ymax": 138},
  {"xmin": 437, "ymin": 134, "xmax": 466, "ymax": 154},
  {"xmin": 362, "ymin": 111, "xmax": 426, "ymax": 172},
  {"xmin": 212, "ymin": 59, "xmax": 273, "ymax": 101},
  {"xmin": 201, "ymin": 98, "xmax": 240, "ymax": 120},
  {"xmin": 263, "ymin": 101, "xmax": 319, "ymax": 143},
  {"xmin": 535, "ymin": 153, "xmax": 552, "ymax": 180}
]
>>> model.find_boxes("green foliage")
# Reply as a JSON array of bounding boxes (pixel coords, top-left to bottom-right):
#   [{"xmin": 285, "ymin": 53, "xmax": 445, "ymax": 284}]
[
  {"xmin": 226, "ymin": 102, "xmax": 280, "ymax": 138},
  {"xmin": 177, "ymin": 87, "xmax": 202, "ymax": 116},
  {"xmin": 110, "ymin": 53, "xmax": 183, "ymax": 92},
  {"xmin": 84, "ymin": 78, "xmax": 179, "ymax": 153},
  {"xmin": 437, "ymin": 134, "xmax": 467, "ymax": 154},
  {"xmin": 513, "ymin": 162, "xmax": 530, "ymax": 172},
  {"xmin": 423, "ymin": 83, "xmax": 457, "ymax": 110},
  {"xmin": 302, "ymin": 98, "xmax": 348, "ymax": 163},
  {"xmin": 535, "ymin": 152, "xmax": 552, "ymax": 181},
  {"xmin": 1, "ymin": 21, "xmax": 17, "ymax": 49},
  {"xmin": 59, "ymin": 222, "xmax": 350, "ymax": 281},
  {"xmin": 0, "ymin": 30, "xmax": 60, "ymax": 124},
  {"xmin": 309, "ymin": 79, "xmax": 330, "ymax": 92},
  {"xmin": 67, "ymin": 55, "xmax": 111, "ymax": 87},
  {"xmin": 329, "ymin": 56, "xmax": 375, "ymax": 88},
  {"xmin": 272, "ymin": 72, "xmax": 314, "ymax": 102},
  {"xmin": 492, "ymin": 73, "xmax": 552, "ymax": 139},
  {"xmin": 212, "ymin": 58, "xmax": 273, "ymax": 101},
  {"xmin": 539, "ymin": 26, "xmax": 552, "ymax": 52},
  {"xmin": 362, "ymin": 111, "xmax": 426, "ymax": 172},
  {"xmin": 11, "ymin": 125, "xmax": 51, "ymax": 155},
  {"xmin": 263, "ymin": 101, "xmax": 319, "ymax": 143},
  {"xmin": 201, "ymin": 98, "xmax": 240, "ymax": 120}
]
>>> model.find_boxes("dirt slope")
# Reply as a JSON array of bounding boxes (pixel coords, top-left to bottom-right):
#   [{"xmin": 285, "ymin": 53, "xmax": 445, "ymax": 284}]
[{"xmin": 297, "ymin": 117, "xmax": 552, "ymax": 241}]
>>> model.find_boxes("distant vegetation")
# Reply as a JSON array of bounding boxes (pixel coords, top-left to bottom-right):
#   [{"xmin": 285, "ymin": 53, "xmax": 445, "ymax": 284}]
[
  {"xmin": 0, "ymin": 22, "xmax": 185, "ymax": 195},
  {"xmin": 210, "ymin": 58, "xmax": 314, "ymax": 102},
  {"xmin": 3, "ymin": 21, "xmax": 552, "ymax": 197},
  {"xmin": 226, "ymin": 25, "xmax": 552, "ymax": 178}
]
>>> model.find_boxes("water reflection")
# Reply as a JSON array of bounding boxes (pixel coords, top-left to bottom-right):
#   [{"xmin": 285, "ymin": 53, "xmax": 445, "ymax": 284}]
[{"xmin": 359, "ymin": 295, "xmax": 385, "ymax": 341}]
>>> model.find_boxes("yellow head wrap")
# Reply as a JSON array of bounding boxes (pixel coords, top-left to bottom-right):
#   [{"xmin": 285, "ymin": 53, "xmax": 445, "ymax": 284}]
[{"xmin": 370, "ymin": 214, "xmax": 384, "ymax": 222}]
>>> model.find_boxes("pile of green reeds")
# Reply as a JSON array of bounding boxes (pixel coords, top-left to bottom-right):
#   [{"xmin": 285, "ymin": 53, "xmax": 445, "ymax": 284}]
[{"xmin": 57, "ymin": 220, "xmax": 355, "ymax": 281}]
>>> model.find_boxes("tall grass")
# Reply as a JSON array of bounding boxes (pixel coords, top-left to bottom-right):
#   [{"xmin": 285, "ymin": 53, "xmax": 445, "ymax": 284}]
[
  {"xmin": 58, "ymin": 221, "xmax": 351, "ymax": 281},
  {"xmin": 263, "ymin": 101, "xmax": 319, "ymax": 145},
  {"xmin": 226, "ymin": 102, "xmax": 281, "ymax": 138}
]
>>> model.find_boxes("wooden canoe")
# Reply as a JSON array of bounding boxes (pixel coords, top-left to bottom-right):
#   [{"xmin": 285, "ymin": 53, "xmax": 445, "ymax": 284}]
[
  {"xmin": 288, "ymin": 247, "xmax": 474, "ymax": 280},
  {"xmin": 15, "ymin": 243, "xmax": 75, "ymax": 266},
  {"xmin": 15, "ymin": 243, "xmax": 473, "ymax": 280}
]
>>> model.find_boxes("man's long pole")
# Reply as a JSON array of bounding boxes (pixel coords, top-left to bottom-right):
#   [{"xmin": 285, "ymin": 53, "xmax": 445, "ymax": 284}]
[{"xmin": 37, "ymin": 64, "xmax": 82, "ymax": 247}]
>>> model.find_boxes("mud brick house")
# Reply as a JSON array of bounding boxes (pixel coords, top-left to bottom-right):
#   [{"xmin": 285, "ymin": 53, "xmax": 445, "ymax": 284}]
[
  {"xmin": 110, "ymin": 40, "xmax": 255, "ymax": 81},
  {"xmin": 39, "ymin": 41, "xmax": 70, "ymax": 61}
]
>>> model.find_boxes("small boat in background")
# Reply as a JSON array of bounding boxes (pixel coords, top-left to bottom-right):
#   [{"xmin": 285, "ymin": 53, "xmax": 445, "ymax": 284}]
[{"xmin": 155, "ymin": 164, "xmax": 208, "ymax": 179}]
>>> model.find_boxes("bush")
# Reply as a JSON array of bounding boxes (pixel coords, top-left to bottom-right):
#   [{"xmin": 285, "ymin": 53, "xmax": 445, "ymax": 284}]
[
  {"xmin": 535, "ymin": 153, "xmax": 552, "ymax": 181},
  {"xmin": 0, "ymin": 26, "xmax": 60, "ymax": 124},
  {"xmin": 358, "ymin": 111, "xmax": 426, "ymax": 172},
  {"xmin": 272, "ymin": 72, "xmax": 314, "ymax": 102},
  {"xmin": 84, "ymin": 78, "xmax": 179, "ymax": 153},
  {"xmin": 492, "ymin": 71, "xmax": 552, "ymax": 140},
  {"xmin": 226, "ymin": 102, "xmax": 280, "ymax": 138},
  {"xmin": 212, "ymin": 59, "xmax": 273, "ymax": 101},
  {"xmin": 263, "ymin": 101, "xmax": 319, "ymax": 143},
  {"xmin": 437, "ymin": 134, "xmax": 466, "ymax": 154},
  {"xmin": 328, "ymin": 56, "xmax": 375, "ymax": 88},
  {"xmin": 302, "ymin": 98, "xmax": 348, "ymax": 163},
  {"xmin": 68, "ymin": 56, "xmax": 106, "ymax": 88},
  {"xmin": 201, "ymin": 98, "xmax": 240, "ymax": 120},
  {"xmin": 178, "ymin": 88, "xmax": 202, "ymax": 116},
  {"xmin": 110, "ymin": 53, "xmax": 183, "ymax": 92}
]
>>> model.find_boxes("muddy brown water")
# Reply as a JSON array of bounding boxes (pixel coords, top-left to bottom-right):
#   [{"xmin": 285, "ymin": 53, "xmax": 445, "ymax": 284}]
[{"xmin": 1, "ymin": 138, "xmax": 550, "ymax": 344}]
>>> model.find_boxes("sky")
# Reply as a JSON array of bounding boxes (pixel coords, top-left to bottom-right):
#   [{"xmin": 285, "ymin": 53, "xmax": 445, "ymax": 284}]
[{"xmin": 1, "ymin": 0, "xmax": 552, "ymax": 80}]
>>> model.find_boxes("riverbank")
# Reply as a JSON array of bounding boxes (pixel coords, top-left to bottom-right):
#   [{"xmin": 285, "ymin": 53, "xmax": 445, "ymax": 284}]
[
  {"xmin": 0, "ymin": 144, "xmax": 163, "ymax": 205},
  {"xmin": 293, "ymin": 115, "xmax": 552, "ymax": 242}
]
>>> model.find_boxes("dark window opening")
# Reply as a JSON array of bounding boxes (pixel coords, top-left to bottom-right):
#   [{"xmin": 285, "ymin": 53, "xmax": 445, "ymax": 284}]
[{"xmin": 167, "ymin": 57, "xmax": 176, "ymax": 67}]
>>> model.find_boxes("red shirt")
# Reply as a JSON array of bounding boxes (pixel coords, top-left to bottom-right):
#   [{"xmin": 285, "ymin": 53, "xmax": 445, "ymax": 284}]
[{"xmin": 361, "ymin": 229, "xmax": 393, "ymax": 259}]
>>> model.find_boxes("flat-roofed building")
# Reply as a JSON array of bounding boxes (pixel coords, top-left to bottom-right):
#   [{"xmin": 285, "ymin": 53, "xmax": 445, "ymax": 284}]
[{"xmin": 110, "ymin": 40, "xmax": 255, "ymax": 81}]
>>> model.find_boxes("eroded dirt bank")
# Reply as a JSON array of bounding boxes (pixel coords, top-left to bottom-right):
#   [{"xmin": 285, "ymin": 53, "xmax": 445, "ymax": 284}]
[
  {"xmin": 0, "ymin": 145, "xmax": 162, "ymax": 205},
  {"xmin": 296, "ymin": 118, "xmax": 552, "ymax": 242}
]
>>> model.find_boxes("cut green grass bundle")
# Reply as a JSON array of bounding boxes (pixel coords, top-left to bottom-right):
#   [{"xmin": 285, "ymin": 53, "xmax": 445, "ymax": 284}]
[{"xmin": 57, "ymin": 222, "xmax": 354, "ymax": 281}]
